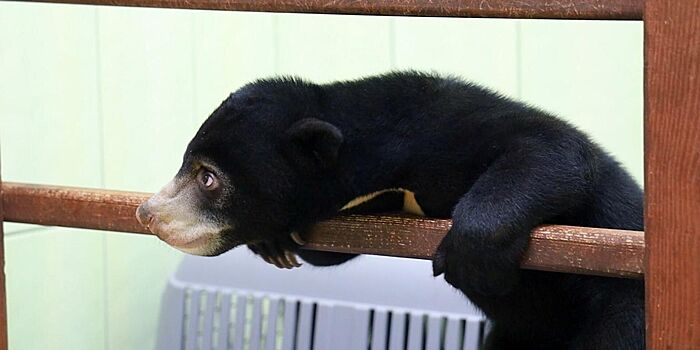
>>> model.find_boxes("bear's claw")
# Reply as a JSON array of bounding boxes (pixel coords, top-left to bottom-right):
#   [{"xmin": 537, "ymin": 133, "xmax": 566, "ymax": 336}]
[
  {"xmin": 290, "ymin": 231, "xmax": 306, "ymax": 245},
  {"xmin": 248, "ymin": 236, "xmax": 304, "ymax": 269}
]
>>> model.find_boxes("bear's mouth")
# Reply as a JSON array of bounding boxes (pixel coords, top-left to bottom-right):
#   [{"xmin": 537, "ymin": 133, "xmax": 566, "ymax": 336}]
[
  {"xmin": 150, "ymin": 222, "xmax": 214, "ymax": 250},
  {"xmin": 137, "ymin": 208, "xmax": 228, "ymax": 255}
]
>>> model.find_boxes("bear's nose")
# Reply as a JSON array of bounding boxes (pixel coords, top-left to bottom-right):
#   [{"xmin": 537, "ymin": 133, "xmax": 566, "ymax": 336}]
[{"xmin": 135, "ymin": 203, "xmax": 154, "ymax": 229}]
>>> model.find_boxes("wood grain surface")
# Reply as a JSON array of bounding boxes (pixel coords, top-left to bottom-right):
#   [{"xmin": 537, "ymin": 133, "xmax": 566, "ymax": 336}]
[
  {"xmin": 2, "ymin": 182, "xmax": 644, "ymax": 278},
  {"xmin": 22, "ymin": 0, "xmax": 643, "ymax": 20},
  {"xmin": 645, "ymin": 0, "xmax": 700, "ymax": 347}
]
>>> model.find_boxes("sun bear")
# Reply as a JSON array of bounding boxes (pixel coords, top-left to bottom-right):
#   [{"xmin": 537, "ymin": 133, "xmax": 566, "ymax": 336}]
[{"xmin": 136, "ymin": 72, "xmax": 644, "ymax": 349}]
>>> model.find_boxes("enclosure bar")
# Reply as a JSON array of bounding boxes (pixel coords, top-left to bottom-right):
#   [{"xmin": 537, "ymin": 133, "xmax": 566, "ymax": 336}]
[
  {"xmin": 19, "ymin": 0, "xmax": 643, "ymax": 20},
  {"xmin": 645, "ymin": 0, "xmax": 700, "ymax": 347},
  {"xmin": 0, "ymin": 154, "xmax": 8, "ymax": 350},
  {"xmin": 2, "ymin": 182, "xmax": 644, "ymax": 278}
]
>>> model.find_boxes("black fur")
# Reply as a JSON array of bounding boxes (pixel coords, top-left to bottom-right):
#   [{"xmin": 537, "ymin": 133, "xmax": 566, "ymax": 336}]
[{"xmin": 185, "ymin": 72, "xmax": 644, "ymax": 349}]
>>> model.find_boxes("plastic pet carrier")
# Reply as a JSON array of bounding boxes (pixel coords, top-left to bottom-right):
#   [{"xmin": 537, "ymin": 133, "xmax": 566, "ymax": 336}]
[{"xmin": 156, "ymin": 248, "xmax": 487, "ymax": 350}]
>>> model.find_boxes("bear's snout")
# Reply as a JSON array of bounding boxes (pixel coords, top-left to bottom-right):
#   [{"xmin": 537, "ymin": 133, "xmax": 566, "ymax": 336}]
[
  {"xmin": 134, "ymin": 190, "xmax": 228, "ymax": 256},
  {"xmin": 135, "ymin": 202, "xmax": 154, "ymax": 229}
]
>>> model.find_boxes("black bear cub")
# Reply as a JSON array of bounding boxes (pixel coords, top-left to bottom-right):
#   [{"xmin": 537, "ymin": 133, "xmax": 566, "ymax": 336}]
[{"xmin": 136, "ymin": 72, "xmax": 644, "ymax": 349}]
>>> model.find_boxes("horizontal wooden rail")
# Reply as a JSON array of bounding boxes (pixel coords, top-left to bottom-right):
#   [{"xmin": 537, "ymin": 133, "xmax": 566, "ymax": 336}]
[
  {"xmin": 21, "ymin": 0, "xmax": 643, "ymax": 20},
  {"xmin": 1, "ymin": 182, "xmax": 644, "ymax": 278}
]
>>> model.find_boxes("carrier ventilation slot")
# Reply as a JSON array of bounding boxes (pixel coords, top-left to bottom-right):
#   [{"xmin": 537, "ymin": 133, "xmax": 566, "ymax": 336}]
[
  {"xmin": 364, "ymin": 309, "xmax": 484, "ymax": 350},
  {"xmin": 181, "ymin": 287, "xmax": 484, "ymax": 350}
]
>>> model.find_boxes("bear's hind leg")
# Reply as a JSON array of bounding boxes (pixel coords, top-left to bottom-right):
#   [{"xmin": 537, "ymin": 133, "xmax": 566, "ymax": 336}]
[
  {"xmin": 484, "ymin": 323, "xmax": 556, "ymax": 350},
  {"xmin": 570, "ymin": 301, "xmax": 645, "ymax": 350}
]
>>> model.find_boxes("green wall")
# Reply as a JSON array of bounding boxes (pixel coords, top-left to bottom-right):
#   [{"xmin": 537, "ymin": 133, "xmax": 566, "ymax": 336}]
[{"xmin": 0, "ymin": 2, "xmax": 642, "ymax": 349}]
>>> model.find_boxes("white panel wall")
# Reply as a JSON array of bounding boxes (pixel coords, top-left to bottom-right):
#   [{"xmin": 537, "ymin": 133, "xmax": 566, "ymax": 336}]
[
  {"xmin": 519, "ymin": 20, "xmax": 644, "ymax": 182},
  {"xmin": 96, "ymin": 7, "xmax": 196, "ymax": 348},
  {"xmin": 275, "ymin": 14, "xmax": 393, "ymax": 81},
  {"xmin": 0, "ymin": 3, "xmax": 643, "ymax": 349},
  {"xmin": 393, "ymin": 18, "xmax": 519, "ymax": 97},
  {"xmin": 0, "ymin": 4, "xmax": 106, "ymax": 350}
]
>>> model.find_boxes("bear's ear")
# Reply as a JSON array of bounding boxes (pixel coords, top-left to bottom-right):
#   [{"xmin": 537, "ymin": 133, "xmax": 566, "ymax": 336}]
[{"xmin": 286, "ymin": 118, "xmax": 343, "ymax": 168}]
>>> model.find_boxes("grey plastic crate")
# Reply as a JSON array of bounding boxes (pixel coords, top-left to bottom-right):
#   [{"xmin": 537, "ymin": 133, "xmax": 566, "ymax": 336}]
[{"xmin": 156, "ymin": 248, "xmax": 486, "ymax": 350}]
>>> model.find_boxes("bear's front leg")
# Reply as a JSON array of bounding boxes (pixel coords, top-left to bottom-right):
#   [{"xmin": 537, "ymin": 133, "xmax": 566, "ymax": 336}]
[
  {"xmin": 433, "ymin": 141, "xmax": 594, "ymax": 296},
  {"xmin": 433, "ymin": 221, "xmax": 527, "ymax": 296}
]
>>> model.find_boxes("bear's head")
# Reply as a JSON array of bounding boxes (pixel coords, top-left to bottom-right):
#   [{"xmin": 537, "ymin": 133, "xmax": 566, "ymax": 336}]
[{"xmin": 135, "ymin": 79, "xmax": 344, "ymax": 255}]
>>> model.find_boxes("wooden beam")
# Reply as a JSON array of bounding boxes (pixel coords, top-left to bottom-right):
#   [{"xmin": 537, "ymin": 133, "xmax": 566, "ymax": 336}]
[
  {"xmin": 2, "ymin": 183, "xmax": 149, "ymax": 234},
  {"xmin": 1, "ymin": 182, "xmax": 644, "ymax": 278},
  {"xmin": 0, "ymin": 155, "xmax": 8, "ymax": 350},
  {"xmin": 644, "ymin": 0, "xmax": 700, "ymax": 347},
  {"xmin": 21, "ymin": 0, "xmax": 642, "ymax": 20},
  {"xmin": 307, "ymin": 215, "xmax": 644, "ymax": 278}
]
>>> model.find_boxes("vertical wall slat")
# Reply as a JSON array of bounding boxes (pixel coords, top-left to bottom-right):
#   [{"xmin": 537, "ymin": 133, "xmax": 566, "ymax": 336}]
[{"xmin": 645, "ymin": 0, "xmax": 700, "ymax": 348}]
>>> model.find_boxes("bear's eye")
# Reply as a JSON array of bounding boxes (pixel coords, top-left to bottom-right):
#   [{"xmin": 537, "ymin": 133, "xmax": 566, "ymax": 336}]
[{"xmin": 198, "ymin": 170, "xmax": 218, "ymax": 190}]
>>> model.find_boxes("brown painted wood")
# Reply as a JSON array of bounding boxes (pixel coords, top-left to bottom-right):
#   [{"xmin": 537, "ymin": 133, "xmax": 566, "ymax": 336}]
[
  {"xmin": 645, "ymin": 0, "xmax": 700, "ymax": 347},
  {"xmin": 21, "ymin": 0, "xmax": 642, "ymax": 20},
  {"xmin": 306, "ymin": 215, "xmax": 644, "ymax": 278},
  {"xmin": 0, "ymin": 156, "xmax": 8, "ymax": 350},
  {"xmin": 2, "ymin": 183, "xmax": 151, "ymax": 235},
  {"xmin": 1, "ymin": 182, "xmax": 644, "ymax": 278}
]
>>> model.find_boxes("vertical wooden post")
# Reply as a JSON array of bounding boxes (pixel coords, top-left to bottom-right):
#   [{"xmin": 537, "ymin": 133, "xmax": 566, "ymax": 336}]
[
  {"xmin": 0, "ymin": 150, "xmax": 8, "ymax": 349},
  {"xmin": 645, "ymin": 0, "xmax": 700, "ymax": 348}
]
